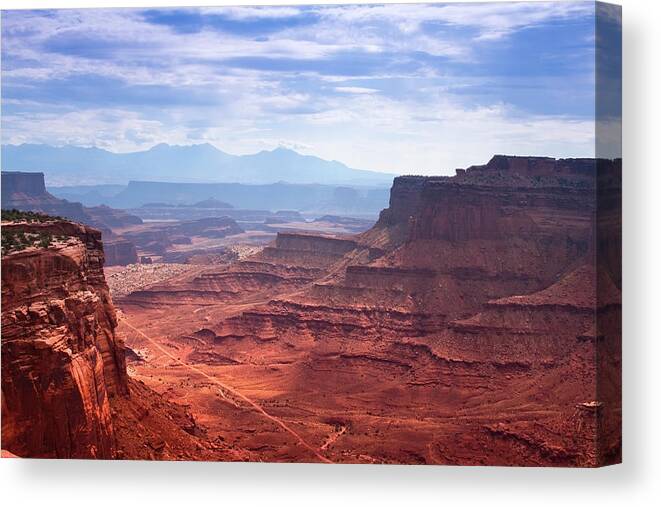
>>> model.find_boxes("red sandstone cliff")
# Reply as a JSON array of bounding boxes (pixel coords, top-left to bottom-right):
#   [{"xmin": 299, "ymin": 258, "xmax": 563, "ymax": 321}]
[{"xmin": 1, "ymin": 218, "xmax": 128, "ymax": 458}]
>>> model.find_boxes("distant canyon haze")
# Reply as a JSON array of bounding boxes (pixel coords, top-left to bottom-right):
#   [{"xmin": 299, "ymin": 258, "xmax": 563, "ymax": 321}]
[{"xmin": 1, "ymin": 143, "xmax": 397, "ymax": 187}]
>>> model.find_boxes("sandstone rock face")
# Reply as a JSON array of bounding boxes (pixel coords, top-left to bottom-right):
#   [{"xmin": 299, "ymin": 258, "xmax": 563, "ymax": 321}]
[
  {"xmin": 1, "ymin": 216, "xmax": 239, "ymax": 461},
  {"xmin": 115, "ymin": 155, "xmax": 620, "ymax": 466},
  {"xmin": 275, "ymin": 232, "xmax": 358, "ymax": 255},
  {"xmin": 365, "ymin": 156, "xmax": 621, "ymax": 315},
  {"xmin": 1, "ymin": 219, "xmax": 128, "ymax": 458},
  {"xmin": 104, "ymin": 238, "xmax": 139, "ymax": 266}
]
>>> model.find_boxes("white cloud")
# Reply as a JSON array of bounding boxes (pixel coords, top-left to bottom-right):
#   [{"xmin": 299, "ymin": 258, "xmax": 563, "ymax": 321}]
[
  {"xmin": 315, "ymin": 2, "xmax": 594, "ymax": 40},
  {"xmin": 335, "ymin": 86, "xmax": 379, "ymax": 94},
  {"xmin": 1, "ymin": 109, "xmax": 191, "ymax": 152},
  {"xmin": 234, "ymin": 91, "xmax": 596, "ymax": 174},
  {"xmin": 197, "ymin": 6, "xmax": 303, "ymax": 20}
]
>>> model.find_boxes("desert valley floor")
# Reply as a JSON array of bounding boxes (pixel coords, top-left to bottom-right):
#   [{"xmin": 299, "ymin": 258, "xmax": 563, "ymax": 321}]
[{"xmin": 112, "ymin": 261, "xmax": 605, "ymax": 466}]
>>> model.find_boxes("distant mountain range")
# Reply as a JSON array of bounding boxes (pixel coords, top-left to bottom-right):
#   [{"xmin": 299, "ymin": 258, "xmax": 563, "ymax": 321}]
[{"xmin": 1, "ymin": 143, "xmax": 396, "ymax": 187}]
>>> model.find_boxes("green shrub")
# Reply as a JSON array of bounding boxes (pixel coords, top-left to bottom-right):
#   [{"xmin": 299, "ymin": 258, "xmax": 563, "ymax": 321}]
[
  {"xmin": 1, "ymin": 229, "xmax": 56, "ymax": 254},
  {"xmin": 38, "ymin": 232, "xmax": 52, "ymax": 248},
  {"xmin": 1, "ymin": 209, "xmax": 63, "ymax": 223}
]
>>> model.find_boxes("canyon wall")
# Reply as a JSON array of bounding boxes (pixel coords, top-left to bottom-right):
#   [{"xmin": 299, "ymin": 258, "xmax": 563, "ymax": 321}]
[
  {"xmin": 1, "ymin": 219, "xmax": 128, "ymax": 458},
  {"xmin": 361, "ymin": 156, "xmax": 623, "ymax": 316}
]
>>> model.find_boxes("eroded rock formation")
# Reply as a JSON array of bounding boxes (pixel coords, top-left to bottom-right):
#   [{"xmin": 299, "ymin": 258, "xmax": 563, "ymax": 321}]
[
  {"xmin": 1, "ymin": 219, "xmax": 128, "ymax": 458},
  {"xmin": 104, "ymin": 238, "xmax": 139, "ymax": 266},
  {"xmin": 115, "ymin": 155, "xmax": 620, "ymax": 466},
  {"xmin": 2, "ymin": 171, "xmax": 89, "ymax": 222}
]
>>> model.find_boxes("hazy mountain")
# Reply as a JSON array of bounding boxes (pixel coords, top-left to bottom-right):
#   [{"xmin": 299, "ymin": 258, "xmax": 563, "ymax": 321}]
[{"xmin": 1, "ymin": 143, "xmax": 395, "ymax": 187}]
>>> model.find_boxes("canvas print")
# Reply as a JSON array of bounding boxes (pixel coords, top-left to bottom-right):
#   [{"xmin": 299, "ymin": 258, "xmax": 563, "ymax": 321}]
[{"xmin": 0, "ymin": 2, "xmax": 621, "ymax": 466}]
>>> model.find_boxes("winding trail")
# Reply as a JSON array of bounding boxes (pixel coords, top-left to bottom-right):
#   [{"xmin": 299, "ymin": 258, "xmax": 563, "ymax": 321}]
[
  {"xmin": 120, "ymin": 317, "xmax": 333, "ymax": 464},
  {"xmin": 320, "ymin": 425, "xmax": 347, "ymax": 451}
]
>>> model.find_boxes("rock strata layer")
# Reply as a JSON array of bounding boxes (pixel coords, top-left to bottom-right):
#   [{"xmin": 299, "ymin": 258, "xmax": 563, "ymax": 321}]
[{"xmin": 1, "ymin": 219, "xmax": 128, "ymax": 458}]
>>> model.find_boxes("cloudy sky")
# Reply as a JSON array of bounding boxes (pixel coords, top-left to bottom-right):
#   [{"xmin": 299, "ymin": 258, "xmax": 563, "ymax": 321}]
[{"xmin": 1, "ymin": 2, "xmax": 599, "ymax": 175}]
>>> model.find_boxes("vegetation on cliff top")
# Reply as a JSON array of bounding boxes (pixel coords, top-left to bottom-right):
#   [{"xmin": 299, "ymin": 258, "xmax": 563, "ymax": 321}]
[
  {"xmin": 1, "ymin": 230, "xmax": 55, "ymax": 255},
  {"xmin": 1, "ymin": 208, "xmax": 64, "ymax": 223},
  {"xmin": 1, "ymin": 210, "xmax": 73, "ymax": 255}
]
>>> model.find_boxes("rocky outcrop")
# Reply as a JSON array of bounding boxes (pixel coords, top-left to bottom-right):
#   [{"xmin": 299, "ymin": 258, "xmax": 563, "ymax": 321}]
[
  {"xmin": 1, "ymin": 171, "xmax": 47, "ymax": 197},
  {"xmin": 374, "ymin": 157, "xmax": 598, "ymax": 270},
  {"xmin": 275, "ymin": 232, "xmax": 358, "ymax": 255},
  {"xmin": 120, "ymin": 258, "xmax": 321, "ymax": 307},
  {"xmin": 104, "ymin": 238, "xmax": 139, "ymax": 266},
  {"xmin": 1, "ymin": 219, "xmax": 128, "ymax": 458},
  {"xmin": 252, "ymin": 232, "xmax": 362, "ymax": 270}
]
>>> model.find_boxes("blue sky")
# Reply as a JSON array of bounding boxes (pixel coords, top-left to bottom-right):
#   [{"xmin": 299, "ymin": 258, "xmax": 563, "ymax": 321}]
[{"xmin": 1, "ymin": 2, "xmax": 604, "ymax": 175}]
